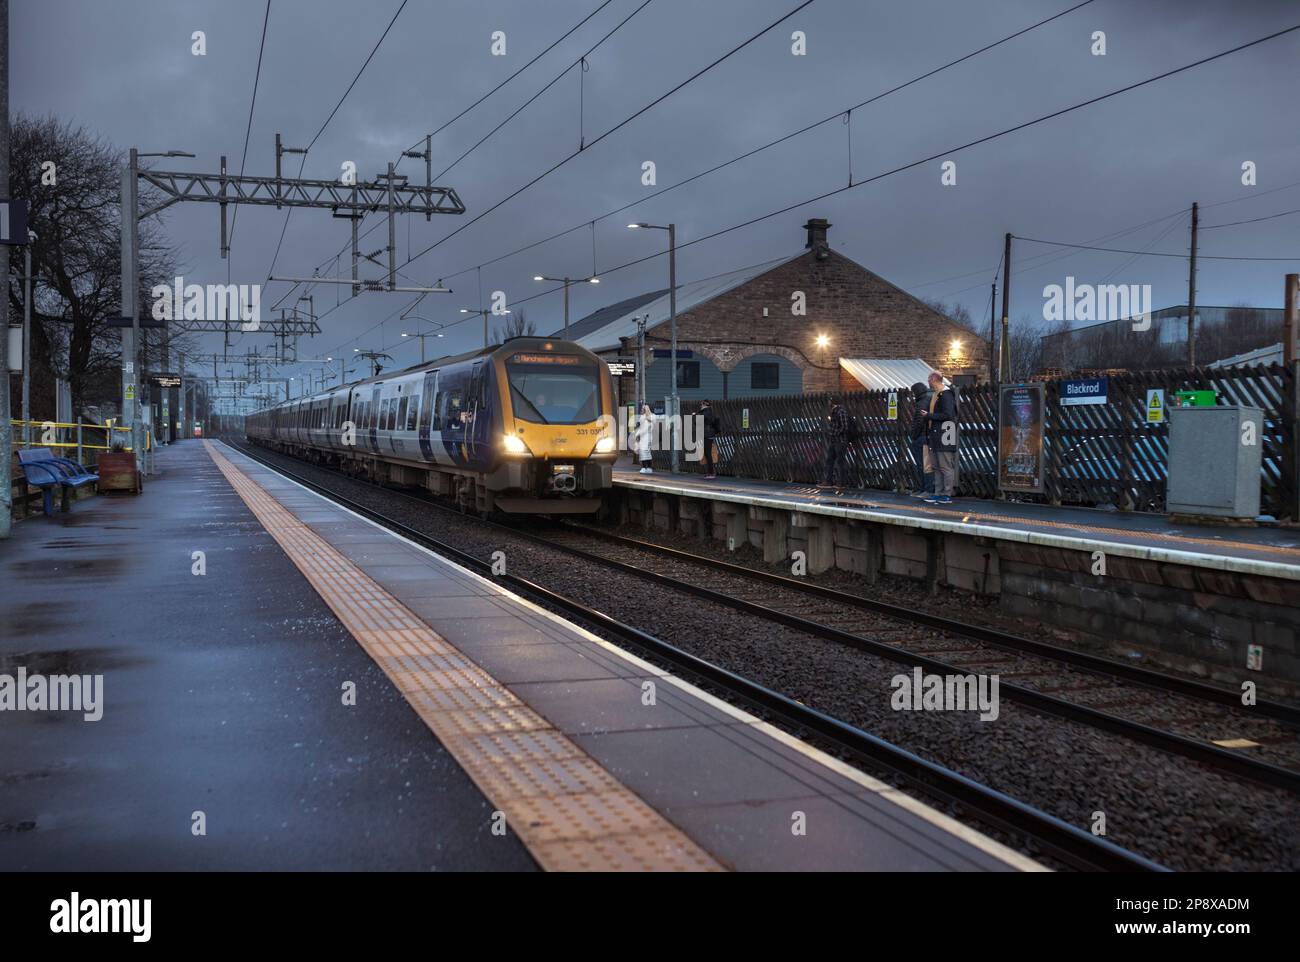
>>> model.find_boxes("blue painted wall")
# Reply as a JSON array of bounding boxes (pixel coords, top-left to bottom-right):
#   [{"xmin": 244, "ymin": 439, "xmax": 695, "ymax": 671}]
[{"xmin": 727, "ymin": 353, "xmax": 802, "ymax": 399}]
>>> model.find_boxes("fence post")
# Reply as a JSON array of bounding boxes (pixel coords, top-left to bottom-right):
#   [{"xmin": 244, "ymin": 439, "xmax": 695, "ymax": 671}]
[
  {"xmin": 76, "ymin": 418, "xmax": 83, "ymax": 466},
  {"xmin": 1286, "ymin": 359, "xmax": 1300, "ymax": 523},
  {"xmin": 1118, "ymin": 377, "xmax": 1134, "ymax": 511}
]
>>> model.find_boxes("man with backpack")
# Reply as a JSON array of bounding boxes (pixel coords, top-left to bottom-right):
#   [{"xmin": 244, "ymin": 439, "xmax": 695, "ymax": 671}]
[
  {"xmin": 820, "ymin": 395, "xmax": 853, "ymax": 489},
  {"xmin": 907, "ymin": 381, "xmax": 934, "ymax": 499},
  {"xmin": 698, "ymin": 400, "xmax": 720, "ymax": 479}
]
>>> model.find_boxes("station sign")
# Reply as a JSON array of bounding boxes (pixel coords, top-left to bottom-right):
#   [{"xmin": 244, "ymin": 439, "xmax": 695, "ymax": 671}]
[
  {"xmin": 607, "ymin": 358, "xmax": 636, "ymax": 376},
  {"xmin": 652, "ymin": 348, "xmax": 693, "ymax": 358},
  {"xmin": 150, "ymin": 373, "xmax": 182, "ymax": 388},
  {"xmin": 0, "ymin": 199, "xmax": 29, "ymax": 245},
  {"xmin": 107, "ymin": 314, "xmax": 167, "ymax": 329},
  {"xmin": 1060, "ymin": 377, "xmax": 1108, "ymax": 406},
  {"xmin": 998, "ymin": 383, "xmax": 1045, "ymax": 494}
]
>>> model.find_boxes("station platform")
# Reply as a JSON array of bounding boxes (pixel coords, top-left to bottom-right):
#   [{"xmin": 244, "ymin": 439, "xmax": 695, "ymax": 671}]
[
  {"xmin": 613, "ymin": 468, "xmax": 1300, "ymax": 580},
  {"xmin": 0, "ymin": 440, "xmax": 1037, "ymax": 872}
]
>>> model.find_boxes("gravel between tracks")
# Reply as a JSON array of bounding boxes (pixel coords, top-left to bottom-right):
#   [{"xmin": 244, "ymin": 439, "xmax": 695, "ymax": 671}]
[{"xmin": 235, "ymin": 443, "xmax": 1300, "ymax": 871}]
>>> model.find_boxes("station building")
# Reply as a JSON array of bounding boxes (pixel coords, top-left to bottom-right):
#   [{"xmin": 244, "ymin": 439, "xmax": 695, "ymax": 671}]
[{"xmin": 553, "ymin": 218, "xmax": 990, "ymax": 404}]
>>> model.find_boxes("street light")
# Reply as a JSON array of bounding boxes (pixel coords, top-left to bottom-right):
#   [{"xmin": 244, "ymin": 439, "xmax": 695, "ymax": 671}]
[
  {"xmin": 461, "ymin": 306, "xmax": 510, "ymax": 349},
  {"xmin": 400, "ymin": 314, "xmax": 447, "ymax": 362},
  {"xmin": 532, "ymin": 274, "xmax": 599, "ymax": 339},
  {"xmin": 627, "ymin": 222, "xmax": 678, "ymax": 471}
]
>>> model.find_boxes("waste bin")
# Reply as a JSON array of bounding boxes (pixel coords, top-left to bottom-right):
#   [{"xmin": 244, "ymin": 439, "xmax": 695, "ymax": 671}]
[{"xmin": 1166, "ymin": 405, "xmax": 1262, "ymax": 519}]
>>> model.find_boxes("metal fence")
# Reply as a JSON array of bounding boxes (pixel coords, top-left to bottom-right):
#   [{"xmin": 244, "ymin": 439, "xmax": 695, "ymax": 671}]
[{"xmin": 654, "ymin": 363, "xmax": 1298, "ymax": 519}]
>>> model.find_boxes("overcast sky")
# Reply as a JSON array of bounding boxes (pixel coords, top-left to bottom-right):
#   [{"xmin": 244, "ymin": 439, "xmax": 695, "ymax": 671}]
[{"xmin": 12, "ymin": 0, "xmax": 1300, "ymax": 394}]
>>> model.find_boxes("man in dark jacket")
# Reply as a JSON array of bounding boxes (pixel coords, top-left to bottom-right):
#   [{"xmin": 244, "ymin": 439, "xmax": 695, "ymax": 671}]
[
  {"xmin": 698, "ymin": 400, "xmax": 720, "ymax": 478},
  {"xmin": 923, "ymin": 372, "xmax": 958, "ymax": 504},
  {"xmin": 907, "ymin": 382, "xmax": 933, "ymax": 498},
  {"xmin": 820, "ymin": 396, "xmax": 850, "ymax": 488}
]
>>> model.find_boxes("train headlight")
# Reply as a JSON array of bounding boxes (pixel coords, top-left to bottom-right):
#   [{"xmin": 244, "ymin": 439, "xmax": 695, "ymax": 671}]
[
  {"xmin": 502, "ymin": 433, "xmax": 530, "ymax": 455},
  {"xmin": 594, "ymin": 436, "xmax": 616, "ymax": 454}
]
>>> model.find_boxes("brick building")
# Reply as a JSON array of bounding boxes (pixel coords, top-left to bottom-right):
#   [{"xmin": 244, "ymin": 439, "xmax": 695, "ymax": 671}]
[{"xmin": 556, "ymin": 218, "xmax": 990, "ymax": 404}]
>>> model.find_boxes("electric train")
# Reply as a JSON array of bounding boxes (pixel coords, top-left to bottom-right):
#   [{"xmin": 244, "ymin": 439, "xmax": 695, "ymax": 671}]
[{"xmin": 244, "ymin": 337, "xmax": 618, "ymax": 514}]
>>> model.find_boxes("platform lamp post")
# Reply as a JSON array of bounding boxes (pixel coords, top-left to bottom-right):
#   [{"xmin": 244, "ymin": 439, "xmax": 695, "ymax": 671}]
[
  {"xmin": 399, "ymin": 303, "xmax": 449, "ymax": 361},
  {"xmin": 20, "ymin": 229, "xmax": 35, "ymax": 446},
  {"xmin": 627, "ymin": 222, "xmax": 677, "ymax": 471},
  {"xmin": 121, "ymin": 148, "xmax": 194, "ymax": 476},
  {"xmin": 531, "ymin": 274, "xmax": 599, "ymax": 339},
  {"xmin": 460, "ymin": 306, "xmax": 508, "ymax": 349}
]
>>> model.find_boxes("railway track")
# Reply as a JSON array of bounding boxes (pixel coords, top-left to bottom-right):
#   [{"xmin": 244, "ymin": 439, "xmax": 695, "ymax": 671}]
[
  {"xmin": 229, "ymin": 439, "xmax": 1164, "ymax": 871},
  {"xmin": 538, "ymin": 523, "xmax": 1300, "ymax": 792}
]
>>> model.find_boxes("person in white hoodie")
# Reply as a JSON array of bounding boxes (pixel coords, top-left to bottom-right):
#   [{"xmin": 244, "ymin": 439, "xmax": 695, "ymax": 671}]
[{"xmin": 635, "ymin": 403, "xmax": 655, "ymax": 474}]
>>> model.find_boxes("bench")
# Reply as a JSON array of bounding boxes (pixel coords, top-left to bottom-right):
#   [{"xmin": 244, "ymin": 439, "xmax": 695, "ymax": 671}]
[{"xmin": 16, "ymin": 448, "xmax": 100, "ymax": 516}]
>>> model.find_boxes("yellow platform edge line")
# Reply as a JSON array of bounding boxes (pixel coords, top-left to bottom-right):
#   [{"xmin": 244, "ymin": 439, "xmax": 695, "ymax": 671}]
[{"xmin": 202, "ymin": 440, "xmax": 722, "ymax": 872}]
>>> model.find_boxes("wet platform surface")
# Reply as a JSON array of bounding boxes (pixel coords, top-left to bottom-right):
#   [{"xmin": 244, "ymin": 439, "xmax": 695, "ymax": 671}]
[
  {"xmin": 0, "ymin": 441, "xmax": 1037, "ymax": 872},
  {"xmin": 0, "ymin": 441, "xmax": 534, "ymax": 871},
  {"xmin": 613, "ymin": 468, "xmax": 1300, "ymax": 577}
]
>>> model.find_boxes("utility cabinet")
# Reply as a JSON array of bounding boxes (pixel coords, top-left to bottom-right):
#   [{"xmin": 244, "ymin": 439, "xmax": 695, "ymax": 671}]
[{"xmin": 1166, "ymin": 405, "xmax": 1263, "ymax": 518}]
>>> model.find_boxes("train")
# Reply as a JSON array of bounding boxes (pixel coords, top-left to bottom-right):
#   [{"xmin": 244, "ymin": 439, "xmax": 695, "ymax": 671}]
[{"xmin": 244, "ymin": 337, "xmax": 618, "ymax": 514}]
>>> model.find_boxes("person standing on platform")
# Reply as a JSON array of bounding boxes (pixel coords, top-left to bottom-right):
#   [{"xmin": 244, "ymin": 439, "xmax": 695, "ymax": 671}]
[
  {"xmin": 923, "ymin": 372, "xmax": 958, "ymax": 504},
  {"xmin": 908, "ymin": 381, "xmax": 934, "ymax": 499},
  {"xmin": 635, "ymin": 403, "xmax": 655, "ymax": 474},
  {"xmin": 698, "ymin": 400, "xmax": 720, "ymax": 479},
  {"xmin": 820, "ymin": 395, "xmax": 850, "ymax": 489}
]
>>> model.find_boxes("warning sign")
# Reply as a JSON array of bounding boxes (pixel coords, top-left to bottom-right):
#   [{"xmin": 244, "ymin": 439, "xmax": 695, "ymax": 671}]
[
  {"xmin": 887, "ymin": 391, "xmax": 898, "ymax": 421},
  {"xmin": 125, "ymin": 384, "xmax": 135, "ymax": 401},
  {"xmin": 742, "ymin": 408, "xmax": 750, "ymax": 429},
  {"xmin": 1146, "ymin": 389, "xmax": 1164, "ymax": 424}
]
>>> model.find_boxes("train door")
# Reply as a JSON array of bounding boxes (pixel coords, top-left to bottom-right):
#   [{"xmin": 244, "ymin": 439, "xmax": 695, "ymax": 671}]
[
  {"xmin": 466, "ymin": 361, "xmax": 488, "ymax": 462},
  {"xmin": 367, "ymin": 385, "xmax": 382, "ymax": 453},
  {"xmin": 418, "ymin": 370, "xmax": 438, "ymax": 461}
]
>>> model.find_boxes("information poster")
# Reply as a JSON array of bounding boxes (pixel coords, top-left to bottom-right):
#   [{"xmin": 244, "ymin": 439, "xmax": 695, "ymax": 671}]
[{"xmin": 998, "ymin": 383, "xmax": 1044, "ymax": 493}]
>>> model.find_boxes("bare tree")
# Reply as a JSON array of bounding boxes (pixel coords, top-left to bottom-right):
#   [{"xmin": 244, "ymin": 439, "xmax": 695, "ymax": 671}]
[
  {"xmin": 923, "ymin": 297, "xmax": 981, "ymax": 336},
  {"xmin": 8, "ymin": 114, "xmax": 179, "ymax": 417},
  {"xmin": 492, "ymin": 309, "xmax": 536, "ymax": 344}
]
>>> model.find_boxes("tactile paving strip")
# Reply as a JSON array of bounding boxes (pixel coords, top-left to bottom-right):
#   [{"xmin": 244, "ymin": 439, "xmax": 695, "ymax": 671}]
[{"xmin": 203, "ymin": 441, "xmax": 721, "ymax": 872}]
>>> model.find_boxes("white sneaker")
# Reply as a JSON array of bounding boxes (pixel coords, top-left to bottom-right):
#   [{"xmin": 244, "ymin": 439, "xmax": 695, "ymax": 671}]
[{"xmin": 641, "ymin": 467, "xmax": 653, "ymax": 474}]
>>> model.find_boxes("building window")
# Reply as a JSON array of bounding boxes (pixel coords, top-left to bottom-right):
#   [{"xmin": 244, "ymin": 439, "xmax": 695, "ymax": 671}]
[
  {"xmin": 751, "ymin": 362, "xmax": 779, "ymax": 390},
  {"xmin": 676, "ymin": 360, "xmax": 700, "ymax": 389}
]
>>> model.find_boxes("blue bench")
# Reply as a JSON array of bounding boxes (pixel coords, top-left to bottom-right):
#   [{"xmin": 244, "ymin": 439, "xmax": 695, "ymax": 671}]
[{"xmin": 16, "ymin": 448, "xmax": 100, "ymax": 516}]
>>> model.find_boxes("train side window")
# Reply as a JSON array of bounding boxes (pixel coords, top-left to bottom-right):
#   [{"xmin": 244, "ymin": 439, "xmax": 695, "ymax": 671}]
[
  {"xmin": 406, "ymin": 395, "xmax": 419, "ymax": 431},
  {"xmin": 397, "ymin": 397, "xmax": 409, "ymax": 431},
  {"xmin": 431, "ymin": 390, "xmax": 443, "ymax": 431},
  {"xmin": 388, "ymin": 398, "xmax": 399, "ymax": 431},
  {"xmin": 445, "ymin": 390, "xmax": 464, "ymax": 427}
]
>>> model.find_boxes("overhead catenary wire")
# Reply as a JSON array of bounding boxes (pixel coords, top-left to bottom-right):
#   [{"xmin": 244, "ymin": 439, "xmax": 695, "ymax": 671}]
[
  {"xmin": 278, "ymin": 0, "xmax": 645, "ymax": 311},
  {"xmin": 226, "ymin": 0, "xmax": 272, "ymax": 266},
  {"xmin": 288, "ymin": 0, "xmax": 1100, "ymax": 322},
  {"xmin": 296, "ymin": 18, "xmax": 1300, "ymax": 378}
]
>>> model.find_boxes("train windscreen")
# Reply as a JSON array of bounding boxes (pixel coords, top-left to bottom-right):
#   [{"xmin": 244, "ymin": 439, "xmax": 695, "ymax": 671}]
[{"xmin": 506, "ymin": 354, "xmax": 601, "ymax": 425}]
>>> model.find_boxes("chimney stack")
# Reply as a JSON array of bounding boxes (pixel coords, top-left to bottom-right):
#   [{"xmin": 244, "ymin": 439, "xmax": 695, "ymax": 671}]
[{"xmin": 804, "ymin": 218, "xmax": 831, "ymax": 260}]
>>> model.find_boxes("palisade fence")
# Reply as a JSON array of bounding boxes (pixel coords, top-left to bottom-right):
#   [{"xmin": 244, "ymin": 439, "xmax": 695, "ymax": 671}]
[{"xmin": 652, "ymin": 363, "xmax": 1298, "ymax": 519}]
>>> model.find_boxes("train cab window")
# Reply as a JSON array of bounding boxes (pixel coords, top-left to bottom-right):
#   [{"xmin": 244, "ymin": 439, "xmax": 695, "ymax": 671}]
[
  {"xmin": 505, "ymin": 354, "xmax": 600, "ymax": 424},
  {"xmin": 406, "ymin": 395, "xmax": 419, "ymax": 431},
  {"xmin": 431, "ymin": 390, "xmax": 443, "ymax": 431},
  {"xmin": 397, "ymin": 397, "xmax": 409, "ymax": 431}
]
